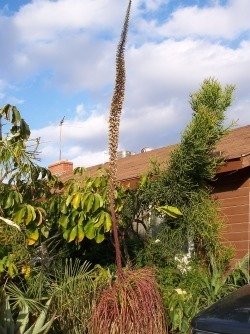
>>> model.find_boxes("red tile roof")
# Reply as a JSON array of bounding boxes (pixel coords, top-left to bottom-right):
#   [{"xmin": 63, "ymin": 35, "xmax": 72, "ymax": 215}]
[{"xmin": 216, "ymin": 125, "xmax": 250, "ymax": 159}]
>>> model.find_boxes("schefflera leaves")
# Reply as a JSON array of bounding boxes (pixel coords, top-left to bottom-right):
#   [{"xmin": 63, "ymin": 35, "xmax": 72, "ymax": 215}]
[
  {"xmin": 12, "ymin": 204, "xmax": 47, "ymax": 245},
  {"xmin": 59, "ymin": 174, "xmax": 112, "ymax": 244}
]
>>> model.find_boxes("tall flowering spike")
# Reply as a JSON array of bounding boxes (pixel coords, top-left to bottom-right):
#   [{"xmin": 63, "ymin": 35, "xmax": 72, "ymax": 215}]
[
  {"xmin": 108, "ymin": 0, "xmax": 131, "ymax": 180},
  {"xmin": 91, "ymin": 4, "xmax": 168, "ymax": 333},
  {"xmin": 108, "ymin": 0, "xmax": 131, "ymax": 278}
]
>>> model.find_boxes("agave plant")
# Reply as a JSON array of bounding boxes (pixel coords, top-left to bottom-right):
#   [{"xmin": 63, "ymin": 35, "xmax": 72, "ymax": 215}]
[
  {"xmin": 91, "ymin": 1, "xmax": 167, "ymax": 333},
  {"xmin": 0, "ymin": 289, "xmax": 54, "ymax": 334}
]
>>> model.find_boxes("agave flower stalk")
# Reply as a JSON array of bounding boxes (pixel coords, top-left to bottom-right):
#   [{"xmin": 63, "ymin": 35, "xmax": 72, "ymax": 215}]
[
  {"xmin": 108, "ymin": 0, "xmax": 131, "ymax": 280},
  {"xmin": 91, "ymin": 2, "xmax": 168, "ymax": 333}
]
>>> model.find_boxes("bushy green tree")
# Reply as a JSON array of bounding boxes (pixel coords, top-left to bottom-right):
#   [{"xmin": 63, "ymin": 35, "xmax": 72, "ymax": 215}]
[
  {"xmin": 125, "ymin": 78, "xmax": 235, "ymax": 267},
  {"xmin": 120, "ymin": 79, "xmax": 237, "ymax": 333},
  {"xmin": 0, "ymin": 104, "xmax": 56, "ymax": 278},
  {"xmin": 0, "ymin": 105, "xmax": 114, "ymax": 279}
]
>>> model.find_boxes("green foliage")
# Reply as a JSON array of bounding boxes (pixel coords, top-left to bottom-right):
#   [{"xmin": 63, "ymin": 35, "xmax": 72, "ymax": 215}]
[
  {"xmin": 47, "ymin": 258, "xmax": 111, "ymax": 334},
  {"xmin": 163, "ymin": 79, "xmax": 234, "ymax": 202},
  {"xmin": 156, "ymin": 206, "xmax": 183, "ymax": 218},
  {"xmin": 0, "ymin": 105, "xmax": 119, "ymax": 279},
  {"xmin": 0, "ymin": 105, "xmax": 60, "ymax": 278},
  {"xmin": 158, "ymin": 255, "xmax": 249, "ymax": 334},
  {"xmin": 159, "ymin": 79, "xmax": 234, "ymax": 262},
  {"xmin": 129, "ymin": 79, "xmax": 235, "ymax": 263},
  {"xmin": 0, "ymin": 78, "xmax": 242, "ymax": 334},
  {"xmin": 124, "ymin": 79, "xmax": 237, "ymax": 333},
  {"xmin": 49, "ymin": 173, "xmax": 113, "ymax": 245},
  {"xmin": 0, "ymin": 288, "xmax": 54, "ymax": 334},
  {"xmin": 0, "ymin": 258, "xmax": 111, "ymax": 334}
]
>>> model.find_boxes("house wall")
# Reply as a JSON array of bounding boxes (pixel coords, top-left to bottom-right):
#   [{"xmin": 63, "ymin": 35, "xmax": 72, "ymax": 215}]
[{"xmin": 212, "ymin": 167, "xmax": 250, "ymax": 266}]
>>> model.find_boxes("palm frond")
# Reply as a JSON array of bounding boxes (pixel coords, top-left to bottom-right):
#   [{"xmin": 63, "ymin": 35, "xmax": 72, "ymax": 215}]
[{"xmin": 6, "ymin": 283, "xmax": 43, "ymax": 313}]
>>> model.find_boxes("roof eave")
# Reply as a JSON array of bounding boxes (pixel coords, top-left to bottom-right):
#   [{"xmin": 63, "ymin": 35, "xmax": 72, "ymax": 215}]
[{"xmin": 217, "ymin": 154, "xmax": 250, "ymax": 174}]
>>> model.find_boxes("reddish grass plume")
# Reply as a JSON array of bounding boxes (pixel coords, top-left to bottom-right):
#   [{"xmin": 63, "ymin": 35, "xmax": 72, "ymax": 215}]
[{"xmin": 91, "ymin": 268, "xmax": 167, "ymax": 334}]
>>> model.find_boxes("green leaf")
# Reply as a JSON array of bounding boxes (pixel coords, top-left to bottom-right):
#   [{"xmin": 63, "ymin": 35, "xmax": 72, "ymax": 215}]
[
  {"xmin": 86, "ymin": 193, "xmax": 95, "ymax": 213},
  {"xmin": 92, "ymin": 193, "xmax": 99, "ymax": 212},
  {"xmin": 41, "ymin": 225, "xmax": 49, "ymax": 238},
  {"xmin": 0, "ymin": 104, "xmax": 11, "ymax": 119},
  {"xmin": 8, "ymin": 262, "xmax": 18, "ymax": 277},
  {"xmin": 95, "ymin": 230, "xmax": 105, "ymax": 243},
  {"xmin": 4, "ymin": 193, "xmax": 13, "ymax": 209},
  {"xmin": 76, "ymin": 224, "xmax": 85, "ymax": 243},
  {"xmin": 19, "ymin": 118, "xmax": 30, "ymax": 139},
  {"xmin": 60, "ymin": 202, "xmax": 67, "ymax": 214},
  {"xmin": 77, "ymin": 212, "xmax": 85, "ymax": 225},
  {"xmin": 66, "ymin": 194, "xmax": 73, "ymax": 207},
  {"xmin": 59, "ymin": 215, "xmax": 69, "ymax": 229},
  {"xmin": 94, "ymin": 212, "xmax": 105, "ymax": 228},
  {"xmin": 13, "ymin": 207, "xmax": 26, "ymax": 223},
  {"xmin": 27, "ymin": 229, "xmax": 39, "ymax": 245},
  {"xmin": 3, "ymin": 296, "xmax": 15, "ymax": 333},
  {"xmin": 71, "ymin": 192, "xmax": 81, "ymax": 209},
  {"xmin": 24, "ymin": 298, "xmax": 54, "ymax": 334},
  {"xmin": 156, "ymin": 205, "xmax": 183, "ymax": 218},
  {"xmin": 11, "ymin": 106, "xmax": 21, "ymax": 124},
  {"xmin": 93, "ymin": 177, "xmax": 101, "ymax": 188},
  {"xmin": 16, "ymin": 304, "xmax": 29, "ymax": 333},
  {"xmin": 25, "ymin": 205, "xmax": 36, "ymax": 225},
  {"xmin": 85, "ymin": 224, "xmax": 96, "ymax": 240},
  {"xmin": 13, "ymin": 191, "xmax": 22, "ymax": 204},
  {"xmin": 63, "ymin": 229, "xmax": 70, "ymax": 240},
  {"xmin": 80, "ymin": 192, "xmax": 90, "ymax": 207},
  {"xmin": 68, "ymin": 226, "xmax": 77, "ymax": 242},
  {"xmin": 104, "ymin": 212, "xmax": 112, "ymax": 232}
]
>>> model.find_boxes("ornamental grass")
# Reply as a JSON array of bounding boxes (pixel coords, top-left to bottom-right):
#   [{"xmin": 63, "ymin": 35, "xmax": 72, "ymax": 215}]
[{"xmin": 91, "ymin": 268, "xmax": 167, "ymax": 334}]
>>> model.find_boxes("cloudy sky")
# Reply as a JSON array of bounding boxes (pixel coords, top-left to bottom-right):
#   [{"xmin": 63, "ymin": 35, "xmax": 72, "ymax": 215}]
[{"xmin": 0, "ymin": 0, "xmax": 249, "ymax": 168}]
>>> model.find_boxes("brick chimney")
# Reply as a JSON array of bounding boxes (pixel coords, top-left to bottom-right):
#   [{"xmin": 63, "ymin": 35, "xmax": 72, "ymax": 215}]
[{"xmin": 48, "ymin": 160, "xmax": 73, "ymax": 177}]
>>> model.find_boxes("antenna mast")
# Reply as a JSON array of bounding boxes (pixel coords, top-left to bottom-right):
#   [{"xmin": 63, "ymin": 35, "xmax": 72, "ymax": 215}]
[
  {"xmin": 0, "ymin": 115, "xmax": 2, "ymax": 140},
  {"xmin": 59, "ymin": 116, "xmax": 65, "ymax": 160}
]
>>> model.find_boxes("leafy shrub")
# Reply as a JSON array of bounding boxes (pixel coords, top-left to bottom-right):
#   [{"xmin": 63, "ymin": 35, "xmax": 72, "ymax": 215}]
[
  {"xmin": 157, "ymin": 255, "xmax": 249, "ymax": 334},
  {"xmin": 48, "ymin": 259, "xmax": 111, "ymax": 334}
]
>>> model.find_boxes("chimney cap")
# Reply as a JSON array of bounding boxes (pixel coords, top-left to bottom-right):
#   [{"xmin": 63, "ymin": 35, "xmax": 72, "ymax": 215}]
[
  {"xmin": 48, "ymin": 160, "xmax": 73, "ymax": 177},
  {"xmin": 48, "ymin": 160, "xmax": 73, "ymax": 168}
]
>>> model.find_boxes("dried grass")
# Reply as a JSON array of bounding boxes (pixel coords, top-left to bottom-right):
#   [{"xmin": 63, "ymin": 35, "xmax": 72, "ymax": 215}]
[{"xmin": 91, "ymin": 268, "xmax": 167, "ymax": 334}]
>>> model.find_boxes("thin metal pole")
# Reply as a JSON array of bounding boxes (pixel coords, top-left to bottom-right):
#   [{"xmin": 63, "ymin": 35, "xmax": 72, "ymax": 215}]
[
  {"xmin": 59, "ymin": 116, "xmax": 65, "ymax": 161},
  {"xmin": 0, "ymin": 115, "xmax": 2, "ymax": 140}
]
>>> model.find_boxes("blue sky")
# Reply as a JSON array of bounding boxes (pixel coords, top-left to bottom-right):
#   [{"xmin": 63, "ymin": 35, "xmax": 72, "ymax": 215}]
[{"xmin": 0, "ymin": 0, "xmax": 249, "ymax": 167}]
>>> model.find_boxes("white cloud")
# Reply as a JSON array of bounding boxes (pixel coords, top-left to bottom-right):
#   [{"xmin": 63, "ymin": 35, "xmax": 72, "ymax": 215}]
[
  {"xmin": 13, "ymin": 0, "xmax": 128, "ymax": 43},
  {"xmin": 138, "ymin": 0, "xmax": 166, "ymax": 11},
  {"xmin": 227, "ymin": 98, "xmax": 250, "ymax": 126},
  {"xmin": 32, "ymin": 115, "xmax": 107, "ymax": 146},
  {"xmin": 1, "ymin": 0, "xmax": 250, "ymax": 168},
  {"xmin": 0, "ymin": 80, "xmax": 24, "ymax": 105},
  {"xmin": 72, "ymin": 150, "xmax": 108, "ymax": 167},
  {"xmin": 75, "ymin": 104, "xmax": 86, "ymax": 119},
  {"xmin": 31, "ymin": 96, "xmax": 187, "ymax": 167},
  {"xmin": 126, "ymin": 38, "xmax": 250, "ymax": 110},
  {"xmin": 29, "ymin": 33, "xmax": 250, "ymax": 167},
  {"xmin": 158, "ymin": 0, "xmax": 250, "ymax": 39}
]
